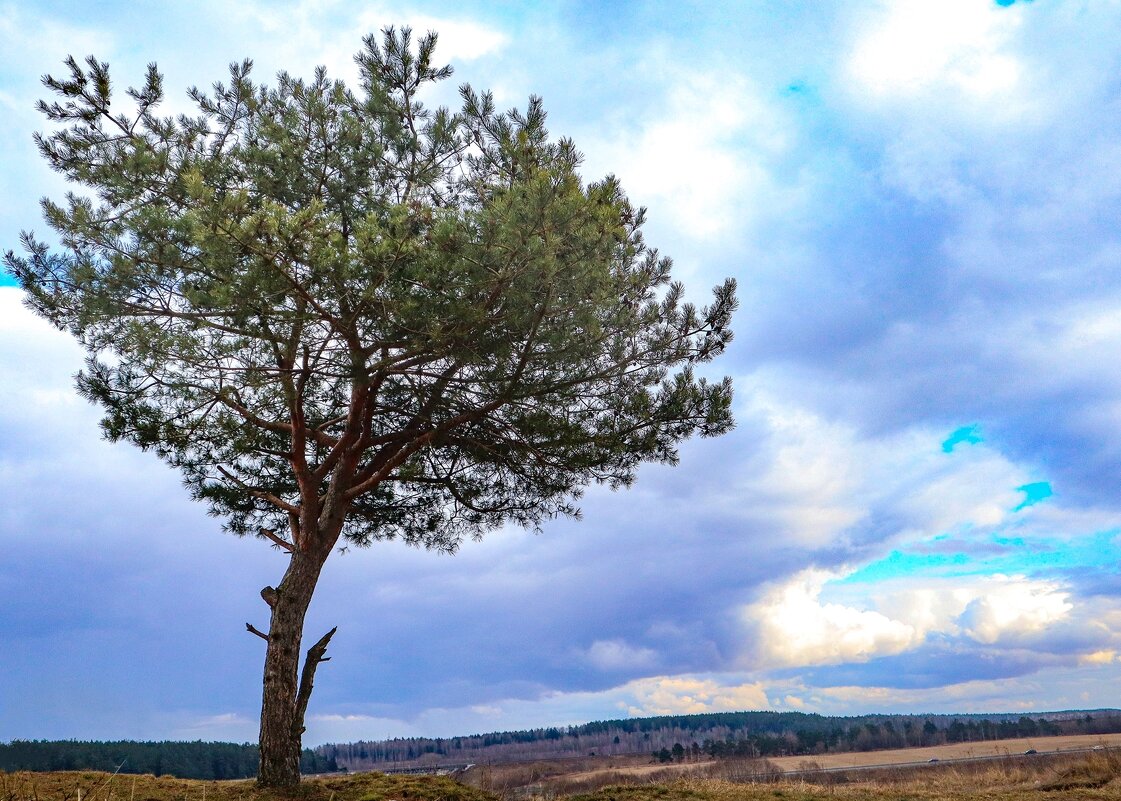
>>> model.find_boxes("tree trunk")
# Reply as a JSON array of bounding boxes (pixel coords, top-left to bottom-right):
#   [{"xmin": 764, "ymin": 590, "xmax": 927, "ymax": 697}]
[{"xmin": 256, "ymin": 549, "xmax": 331, "ymax": 788}]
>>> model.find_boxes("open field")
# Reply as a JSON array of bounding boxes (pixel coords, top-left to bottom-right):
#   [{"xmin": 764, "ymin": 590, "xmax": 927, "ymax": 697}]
[
  {"xmin": 10, "ymin": 750, "xmax": 1121, "ymax": 801},
  {"xmin": 479, "ymin": 732, "xmax": 1121, "ymax": 789},
  {"xmin": 461, "ymin": 734, "xmax": 1121, "ymax": 798},
  {"xmin": 0, "ymin": 770, "xmax": 494, "ymax": 801},
  {"xmin": 766, "ymin": 731, "xmax": 1121, "ymax": 771},
  {"xmin": 8, "ymin": 738, "xmax": 1121, "ymax": 801}
]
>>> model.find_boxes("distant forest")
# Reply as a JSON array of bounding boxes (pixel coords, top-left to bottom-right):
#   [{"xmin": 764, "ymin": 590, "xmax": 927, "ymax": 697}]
[
  {"xmin": 0, "ymin": 740, "xmax": 337, "ymax": 779},
  {"xmin": 316, "ymin": 709, "xmax": 1121, "ymax": 769},
  {"xmin": 6, "ymin": 710, "xmax": 1121, "ymax": 778}
]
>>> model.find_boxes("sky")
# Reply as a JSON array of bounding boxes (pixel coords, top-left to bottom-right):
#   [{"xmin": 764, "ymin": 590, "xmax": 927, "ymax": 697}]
[{"xmin": 2, "ymin": 0, "xmax": 1121, "ymax": 746}]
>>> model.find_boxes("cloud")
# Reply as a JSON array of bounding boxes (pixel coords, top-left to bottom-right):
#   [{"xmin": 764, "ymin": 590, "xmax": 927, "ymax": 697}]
[
  {"xmin": 385, "ymin": 13, "xmax": 508, "ymax": 62},
  {"xmin": 307, "ymin": 713, "xmax": 420, "ymax": 743},
  {"xmin": 0, "ymin": 6, "xmax": 115, "ymax": 81},
  {"xmin": 744, "ymin": 568, "xmax": 1076, "ymax": 669},
  {"xmin": 5, "ymin": 1, "xmax": 1121, "ymax": 746},
  {"xmin": 584, "ymin": 640, "xmax": 658, "ymax": 672},
  {"xmin": 725, "ymin": 390, "xmax": 1029, "ymax": 552},
  {"xmin": 197, "ymin": 0, "xmax": 508, "ymax": 93},
  {"xmin": 621, "ymin": 676, "xmax": 770, "ymax": 716},
  {"xmin": 580, "ymin": 69, "xmax": 795, "ymax": 244},
  {"xmin": 173, "ymin": 712, "xmax": 257, "ymax": 741},
  {"xmin": 958, "ymin": 579, "xmax": 1072, "ymax": 645},
  {"xmin": 1079, "ymin": 650, "xmax": 1117, "ymax": 666},
  {"xmin": 744, "ymin": 568, "xmax": 920, "ymax": 667},
  {"xmin": 847, "ymin": 0, "xmax": 1024, "ymax": 100}
]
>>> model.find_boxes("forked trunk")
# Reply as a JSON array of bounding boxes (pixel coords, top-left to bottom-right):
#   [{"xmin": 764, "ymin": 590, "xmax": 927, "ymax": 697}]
[{"xmin": 256, "ymin": 549, "xmax": 333, "ymax": 788}]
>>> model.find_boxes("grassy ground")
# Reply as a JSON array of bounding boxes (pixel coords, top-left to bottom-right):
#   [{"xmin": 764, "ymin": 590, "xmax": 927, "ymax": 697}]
[
  {"xmin": 7, "ymin": 749, "xmax": 1121, "ymax": 801},
  {"xmin": 0, "ymin": 770, "xmax": 496, "ymax": 801},
  {"xmin": 488, "ymin": 748, "xmax": 1121, "ymax": 800}
]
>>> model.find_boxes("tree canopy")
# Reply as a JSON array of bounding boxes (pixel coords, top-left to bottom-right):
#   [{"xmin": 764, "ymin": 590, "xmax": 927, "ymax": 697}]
[
  {"xmin": 9, "ymin": 29, "xmax": 736, "ymax": 554},
  {"xmin": 6, "ymin": 28, "xmax": 737, "ymax": 787}
]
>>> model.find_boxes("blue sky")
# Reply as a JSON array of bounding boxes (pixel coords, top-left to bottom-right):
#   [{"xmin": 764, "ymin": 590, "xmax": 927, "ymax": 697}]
[{"xmin": 3, "ymin": 0, "xmax": 1121, "ymax": 745}]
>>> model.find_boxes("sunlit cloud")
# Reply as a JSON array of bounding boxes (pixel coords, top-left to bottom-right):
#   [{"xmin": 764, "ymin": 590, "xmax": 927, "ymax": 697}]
[
  {"xmin": 744, "ymin": 568, "xmax": 1075, "ymax": 669},
  {"xmin": 848, "ymin": 0, "xmax": 1024, "ymax": 100}
]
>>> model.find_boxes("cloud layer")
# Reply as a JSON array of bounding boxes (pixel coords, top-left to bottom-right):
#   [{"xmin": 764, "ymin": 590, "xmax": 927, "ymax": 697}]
[{"xmin": 2, "ymin": 0, "xmax": 1121, "ymax": 744}]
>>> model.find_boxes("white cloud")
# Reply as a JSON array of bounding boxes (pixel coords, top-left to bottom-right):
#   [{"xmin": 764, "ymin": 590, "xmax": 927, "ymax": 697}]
[
  {"xmin": 745, "ymin": 568, "xmax": 919, "ymax": 667},
  {"xmin": 205, "ymin": 0, "xmax": 507, "ymax": 92},
  {"xmin": 581, "ymin": 71, "xmax": 793, "ymax": 243},
  {"xmin": 0, "ymin": 288, "xmax": 95, "ymax": 433},
  {"xmin": 307, "ymin": 713, "xmax": 419, "ymax": 743},
  {"xmin": 804, "ymin": 662, "xmax": 1121, "ymax": 716},
  {"xmin": 383, "ymin": 13, "xmax": 508, "ymax": 62},
  {"xmin": 1080, "ymin": 650, "xmax": 1117, "ymax": 666},
  {"xmin": 744, "ymin": 569, "xmax": 1075, "ymax": 668},
  {"xmin": 172, "ymin": 712, "xmax": 257, "ymax": 741},
  {"xmin": 621, "ymin": 676, "xmax": 770, "ymax": 716},
  {"xmin": 730, "ymin": 389, "xmax": 1027, "ymax": 550},
  {"xmin": 584, "ymin": 640, "xmax": 657, "ymax": 672},
  {"xmin": 959, "ymin": 578, "xmax": 1072, "ymax": 645},
  {"xmin": 848, "ymin": 0, "xmax": 1024, "ymax": 100},
  {"xmin": 0, "ymin": 6, "xmax": 115, "ymax": 81}
]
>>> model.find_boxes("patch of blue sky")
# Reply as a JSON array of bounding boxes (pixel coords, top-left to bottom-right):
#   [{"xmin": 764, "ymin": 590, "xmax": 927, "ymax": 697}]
[
  {"xmin": 941, "ymin": 424, "xmax": 983, "ymax": 453},
  {"xmin": 1014, "ymin": 481, "xmax": 1053, "ymax": 511},
  {"xmin": 838, "ymin": 530, "xmax": 1121, "ymax": 587},
  {"xmin": 784, "ymin": 80, "xmax": 817, "ymax": 99},
  {"xmin": 838, "ymin": 550, "xmax": 970, "ymax": 584},
  {"xmin": 0, "ymin": 273, "xmax": 16, "ymax": 288}
]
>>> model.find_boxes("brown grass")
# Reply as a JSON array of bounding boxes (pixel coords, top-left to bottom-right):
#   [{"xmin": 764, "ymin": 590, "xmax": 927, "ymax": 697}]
[
  {"xmin": 0, "ymin": 770, "xmax": 497, "ymax": 801},
  {"xmin": 468, "ymin": 732, "xmax": 1121, "ymax": 794},
  {"xmin": 765, "ymin": 733, "xmax": 1121, "ymax": 772},
  {"xmin": 558, "ymin": 750, "xmax": 1121, "ymax": 801},
  {"xmin": 9, "ymin": 745, "xmax": 1121, "ymax": 801},
  {"xmin": 465, "ymin": 741, "xmax": 1121, "ymax": 800}
]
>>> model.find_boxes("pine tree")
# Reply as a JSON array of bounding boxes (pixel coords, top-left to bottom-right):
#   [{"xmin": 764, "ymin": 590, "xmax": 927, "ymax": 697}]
[{"xmin": 6, "ymin": 28, "xmax": 736, "ymax": 788}]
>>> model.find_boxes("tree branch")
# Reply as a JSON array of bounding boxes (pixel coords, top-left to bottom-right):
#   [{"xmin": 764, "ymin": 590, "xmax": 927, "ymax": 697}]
[
  {"xmin": 259, "ymin": 527, "xmax": 295, "ymax": 552},
  {"xmin": 245, "ymin": 622, "xmax": 270, "ymax": 641},
  {"xmin": 293, "ymin": 626, "xmax": 337, "ymax": 736},
  {"xmin": 216, "ymin": 465, "xmax": 300, "ymax": 513}
]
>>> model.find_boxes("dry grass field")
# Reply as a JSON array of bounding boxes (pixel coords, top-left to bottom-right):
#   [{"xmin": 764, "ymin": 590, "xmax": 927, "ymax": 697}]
[
  {"xmin": 766, "ymin": 731, "xmax": 1121, "ymax": 771},
  {"xmin": 0, "ymin": 770, "xmax": 493, "ymax": 801},
  {"xmin": 8, "ymin": 738, "xmax": 1121, "ymax": 801},
  {"xmin": 479, "ymin": 732, "xmax": 1121, "ymax": 791},
  {"xmin": 463, "ymin": 735, "xmax": 1121, "ymax": 799}
]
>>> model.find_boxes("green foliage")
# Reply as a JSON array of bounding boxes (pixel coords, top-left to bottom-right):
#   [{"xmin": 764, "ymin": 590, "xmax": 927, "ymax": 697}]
[
  {"xmin": 0, "ymin": 740, "xmax": 335, "ymax": 779},
  {"xmin": 6, "ymin": 27, "xmax": 737, "ymax": 553}
]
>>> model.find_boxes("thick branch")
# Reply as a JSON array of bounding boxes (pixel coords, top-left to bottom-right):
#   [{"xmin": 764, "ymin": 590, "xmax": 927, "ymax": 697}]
[
  {"xmin": 216, "ymin": 465, "xmax": 300, "ymax": 514},
  {"xmin": 293, "ymin": 626, "xmax": 337, "ymax": 736},
  {"xmin": 259, "ymin": 527, "xmax": 295, "ymax": 553}
]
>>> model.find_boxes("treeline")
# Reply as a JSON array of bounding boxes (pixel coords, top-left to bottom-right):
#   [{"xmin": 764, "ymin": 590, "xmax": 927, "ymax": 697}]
[
  {"xmin": 652, "ymin": 713, "xmax": 1121, "ymax": 762},
  {"xmin": 0, "ymin": 740, "xmax": 338, "ymax": 779},
  {"xmin": 316, "ymin": 709, "xmax": 1121, "ymax": 770}
]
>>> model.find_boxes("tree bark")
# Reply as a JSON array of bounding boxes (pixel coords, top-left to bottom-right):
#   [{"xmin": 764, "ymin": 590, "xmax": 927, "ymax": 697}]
[{"xmin": 256, "ymin": 548, "xmax": 331, "ymax": 788}]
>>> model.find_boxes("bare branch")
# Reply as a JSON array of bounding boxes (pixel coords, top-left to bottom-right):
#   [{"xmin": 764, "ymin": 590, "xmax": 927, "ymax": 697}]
[
  {"xmin": 259, "ymin": 527, "xmax": 295, "ymax": 552},
  {"xmin": 293, "ymin": 626, "xmax": 337, "ymax": 736},
  {"xmin": 245, "ymin": 622, "xmax": 270, "ymax": 641},
  {"xmin": 260, "ymin": 585, "xmax": 279, "ymax": 608}
]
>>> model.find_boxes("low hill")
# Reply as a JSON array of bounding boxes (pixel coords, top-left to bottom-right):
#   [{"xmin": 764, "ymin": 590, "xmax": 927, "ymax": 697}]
[{"xmin": 316, "ymin": 708, "xmax": 1121, "ymax": 769}]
